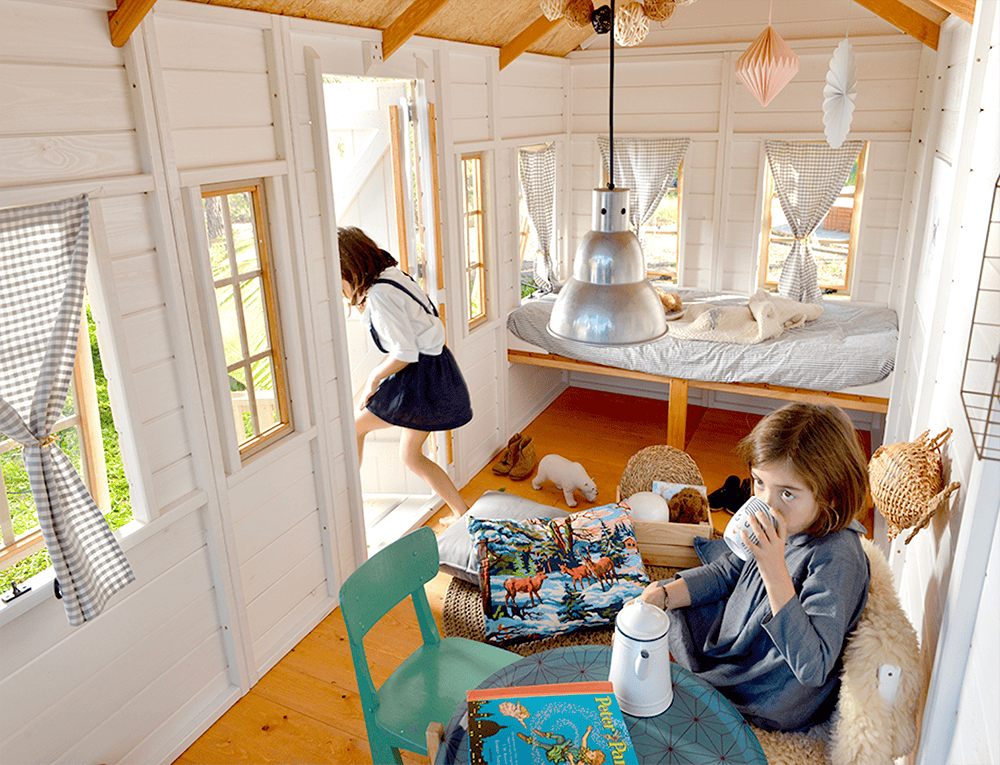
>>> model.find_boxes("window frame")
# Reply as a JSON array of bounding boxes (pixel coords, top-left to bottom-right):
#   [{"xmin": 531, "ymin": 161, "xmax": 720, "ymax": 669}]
[
  {"xmin": 199, "ymin": 179, "xmax": 292, "ymax": 462},
  {"xmin": 640, "ymin": 159, "xmax": 685, "ymax": 283},
  {"xmin": 461, "ymin": 152, "xmax": 488, "ymax": 328},
  {"xmin": 757, "ymin": 141, "xmax": 869, "ymax": 296},
  {"xmin": 1, "ymin": 313, "xmax": 111, "ymax": 578}
]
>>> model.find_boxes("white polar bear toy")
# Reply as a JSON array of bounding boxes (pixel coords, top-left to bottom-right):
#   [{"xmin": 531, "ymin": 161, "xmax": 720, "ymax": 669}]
[{"xmin": 532, "ymin": 454, "xmax": 598, "ymax": 508}]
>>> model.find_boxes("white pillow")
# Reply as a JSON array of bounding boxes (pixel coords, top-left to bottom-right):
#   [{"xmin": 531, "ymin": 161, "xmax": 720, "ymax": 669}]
[{"xmin": 437, "ymin": 491, "xmax": 568, "ymax": 584}]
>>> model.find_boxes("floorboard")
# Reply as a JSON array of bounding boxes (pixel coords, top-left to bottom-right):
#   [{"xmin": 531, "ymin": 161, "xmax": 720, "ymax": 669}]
[{"xmin": 174, "ymin": 388, "xmax": 874, "ymax": 765}]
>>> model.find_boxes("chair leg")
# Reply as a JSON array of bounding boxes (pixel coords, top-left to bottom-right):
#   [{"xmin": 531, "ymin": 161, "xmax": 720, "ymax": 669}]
[{"xmin": 367, "ymin": 735, "xmax": 405, "ymax": 765}]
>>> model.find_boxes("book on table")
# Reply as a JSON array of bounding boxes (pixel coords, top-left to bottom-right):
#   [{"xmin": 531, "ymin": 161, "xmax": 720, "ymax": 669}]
[{"xmin": 466, "ymin": 681, "xmax": 639, "ymax": 765}]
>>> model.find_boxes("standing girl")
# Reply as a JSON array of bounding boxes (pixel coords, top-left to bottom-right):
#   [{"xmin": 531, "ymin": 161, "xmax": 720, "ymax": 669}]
[
  {"xmin": 640, "ymin": 403, "xmax": 872, "ymax": 732},
  {"xmin": 339, "ymin": 227, "xmax": 472, "ymax": 524}
]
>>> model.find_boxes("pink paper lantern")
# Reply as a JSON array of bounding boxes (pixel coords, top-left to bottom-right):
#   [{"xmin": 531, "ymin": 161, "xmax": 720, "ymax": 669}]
[{"xmin": 735, "ymin": 26, "xmax": 799, "ymax": 107}]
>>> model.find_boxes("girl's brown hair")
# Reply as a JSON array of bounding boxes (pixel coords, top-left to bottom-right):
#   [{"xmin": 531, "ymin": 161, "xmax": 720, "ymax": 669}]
[
  {"xmin": 338, "ymin": 227, "xmax": 397, "ymax": 308},
  {"xmin": 736, "ymin": 403, "xmax": 870, "ymax": 536}
]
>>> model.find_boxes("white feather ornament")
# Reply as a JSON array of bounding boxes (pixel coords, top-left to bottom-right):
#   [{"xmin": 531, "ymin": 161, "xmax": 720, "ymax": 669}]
[{"xmin": 823, "ymin": 39, "xmax": 858, "ymax": 149}]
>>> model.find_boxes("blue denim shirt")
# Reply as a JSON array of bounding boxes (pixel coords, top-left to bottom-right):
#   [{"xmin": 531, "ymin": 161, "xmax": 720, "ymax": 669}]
[{"xmin": 664, "ymin": 521, "xmax": 870, "ymax": 731}]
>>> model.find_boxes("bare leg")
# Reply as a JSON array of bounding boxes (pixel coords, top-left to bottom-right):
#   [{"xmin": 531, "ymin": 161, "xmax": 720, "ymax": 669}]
[
  {"xmin": 355, "ymin": 407, "xmax": 391, "ymax": 465},
  {"xmin": 399, "ymin": 428, "xmax": 468, "ymax": 521}
]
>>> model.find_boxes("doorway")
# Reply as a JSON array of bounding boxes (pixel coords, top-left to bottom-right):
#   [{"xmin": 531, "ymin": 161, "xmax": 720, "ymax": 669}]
[{"xmin": 324, "ymin": 75, "xmax": 444, "ymax": 555}]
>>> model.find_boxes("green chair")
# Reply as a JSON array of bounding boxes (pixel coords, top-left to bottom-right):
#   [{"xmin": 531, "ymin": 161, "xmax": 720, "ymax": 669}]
[{"xmin": 340, "ymin": 526, "xmax": 519, "ymax": 764}]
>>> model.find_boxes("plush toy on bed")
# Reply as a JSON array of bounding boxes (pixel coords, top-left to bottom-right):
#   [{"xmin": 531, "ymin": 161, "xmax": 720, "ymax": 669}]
[
  {"xmin": 532, "ymin": 454, "xmax": 598, "ymax": 508},
  {"xmin": 654, "ymin": 286, "xmax": 683, "ymax": 313}
]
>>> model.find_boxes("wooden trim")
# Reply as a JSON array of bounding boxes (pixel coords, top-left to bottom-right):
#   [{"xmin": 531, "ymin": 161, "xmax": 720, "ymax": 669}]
[
  {"xmin": 74, "ymin": 314, "xmax": 111, "ymax": 513},
  {"xmin": 499, "ymin": 15, "xmax": 560, "ymax": 71},
  {"xmin": 507, "ymin": 349, "xmax": 889, "ymax": 449},
  {"xmin": 428, "ymin": 103, "xmax": 445, "ymax": 292},
  {"xmin": 0, "ymin": 529, "xmax": 45, "ymax": 568},
  {"xmin": 852, "ymin": 0, "xmax": 940, "ymax": 49},
  {"xmin": 925, "ymin": 0, "xmax": 975, "ymax": 23},
  {"xmin": 388, "ymin": 105, "xmax": 410, "ymax": 274},
  {"xmin": 108, "ymin": 0, "xmax": 157, "ymax": 48},
  {"xmin": 382, "ymin": 0, "xmax": 451, "ymax": 60}
]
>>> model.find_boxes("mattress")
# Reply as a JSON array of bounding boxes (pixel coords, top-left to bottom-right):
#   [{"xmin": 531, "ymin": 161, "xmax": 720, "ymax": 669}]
[{"xmin": 506, "ymin": 290, "xmax": 898, "ymax": 392}]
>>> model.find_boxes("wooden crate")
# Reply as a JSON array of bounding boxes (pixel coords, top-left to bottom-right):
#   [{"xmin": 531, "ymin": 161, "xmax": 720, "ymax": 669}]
[{"xmin": 633, "ymin": 519, "xmax": 713, "ymax": 569}]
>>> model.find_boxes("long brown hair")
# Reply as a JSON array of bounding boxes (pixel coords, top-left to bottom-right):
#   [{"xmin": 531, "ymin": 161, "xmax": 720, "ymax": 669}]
[
  {"xmin": 338, "ymin": 227, "xmax": 397, "ymax": 308},
  {"xmin": 736, "ymin": 403, "xmax": 870, "ymax": 536}
]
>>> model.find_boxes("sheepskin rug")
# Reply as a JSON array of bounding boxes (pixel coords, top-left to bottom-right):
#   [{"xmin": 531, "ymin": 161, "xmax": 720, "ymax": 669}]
[{"xmin": 746, "ymin": 539, "xmax": 922, "ymax": 765}]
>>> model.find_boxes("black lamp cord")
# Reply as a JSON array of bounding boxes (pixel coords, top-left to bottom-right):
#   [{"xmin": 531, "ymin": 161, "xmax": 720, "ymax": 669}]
[{"xmin": 608, "ymin": 0, "xmax": 615, "ymax": 190}]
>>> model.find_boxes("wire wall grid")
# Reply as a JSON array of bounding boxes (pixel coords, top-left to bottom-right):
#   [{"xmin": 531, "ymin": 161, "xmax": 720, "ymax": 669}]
[{"xmin": 960, "ymin": 176, "xmax": 1000, "ymax": 461}]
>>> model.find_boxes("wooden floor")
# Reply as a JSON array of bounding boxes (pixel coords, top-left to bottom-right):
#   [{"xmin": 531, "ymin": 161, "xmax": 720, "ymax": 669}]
[{"xmin": 173, "ymin": 387, "xmax": 872, "ymax": 765}]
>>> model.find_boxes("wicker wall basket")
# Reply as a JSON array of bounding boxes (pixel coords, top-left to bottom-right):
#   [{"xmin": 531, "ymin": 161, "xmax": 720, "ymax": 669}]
[{"xmin": 869, "ymin": 428, "xmax": 962, "ymax": 544}]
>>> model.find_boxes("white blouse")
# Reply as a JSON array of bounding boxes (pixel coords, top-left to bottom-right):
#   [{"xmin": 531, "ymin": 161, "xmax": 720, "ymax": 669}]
[{"xmin": 363, "ymin": 267, "xmax": 446, "ymax": 363}]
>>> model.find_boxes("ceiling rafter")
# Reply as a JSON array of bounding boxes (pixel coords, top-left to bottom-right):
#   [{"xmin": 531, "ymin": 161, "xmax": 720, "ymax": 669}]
[
  {"xmin": 108, "ymin": 0, "xmax": 157, "ymax": 47},
  {"xmin": 925, "ymin": 0, "xmax": 976, "ymax": 24},
  {"xmin": 382, "ymin": 0, "xmax": 453, "ymax": 61},
  {"xmin": 853, "ymin": 0, "xmax": 941, "ymax": 49},
  {"xmin": 499, "ymin": 15, "xmax": 561, "ymax": 70}
]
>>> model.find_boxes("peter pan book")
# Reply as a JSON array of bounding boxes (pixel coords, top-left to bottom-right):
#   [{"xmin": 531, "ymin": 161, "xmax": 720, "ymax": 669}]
[{"xmin": 467, "ymin": 681, "xmax": 639, "ymax": 765}]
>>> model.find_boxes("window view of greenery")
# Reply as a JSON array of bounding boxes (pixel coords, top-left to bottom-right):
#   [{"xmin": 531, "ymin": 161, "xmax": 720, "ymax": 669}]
[
  {"xmin": 518, "ymin": 193, "xmax": 540, "ymax": 299},
  {"xmin": 640, "ymin": 176, "xmax": 681, "ymax": 284},
  {"xmin": 763, "ymin": 150, "xmax": 866, "ymax": 293},
  {"xmin": 1, "ymin": 306, "xmax": 131, "ymax": 595},
  {"xmin": 462, "ymin": 154, "xmax": 486, "ymax": 324},
  {"xmin": 203, "ymin": 184, "xmax": 289, "ymax": 453}
]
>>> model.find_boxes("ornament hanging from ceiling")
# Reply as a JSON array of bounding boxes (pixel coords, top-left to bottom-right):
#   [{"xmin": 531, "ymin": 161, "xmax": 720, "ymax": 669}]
[
  {"xmin": 540, "ymin": 0, "xmax": 565, "ymax": 21},
  {"xmin": 823, "ymin": 38, "xmax": 858, "ymax": 148},
  {"xmin": 735, "ymin": 25, "xmax": 799, "ymax": 107},
  {"xmin": 643, "ymin": 0, "xmax": 677, "ymax": 23},
  {"xmin": 615, "ymin": 2, "xmax": 650, "ymax": 46},
  {"xmin": 564, "ymin": 0, "xmax": 596, "ymax": 28}
]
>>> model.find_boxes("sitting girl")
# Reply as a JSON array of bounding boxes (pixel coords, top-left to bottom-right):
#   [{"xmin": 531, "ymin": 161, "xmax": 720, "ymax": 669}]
[{"xmin": 640, "ymin": 402, "xmax": 872, "ymax": 732}]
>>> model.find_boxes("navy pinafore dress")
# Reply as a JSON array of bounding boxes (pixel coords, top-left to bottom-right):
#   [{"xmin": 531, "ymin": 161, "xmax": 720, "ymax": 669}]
[{"xmin": 365, "ymin": 277, "xmax": 473, "ymax": 432}]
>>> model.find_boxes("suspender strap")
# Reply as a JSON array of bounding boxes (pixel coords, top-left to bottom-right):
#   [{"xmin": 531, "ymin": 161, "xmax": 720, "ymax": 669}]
[{"xmin": 370, "ymin": 276, "xmax": 439, "ymax": 317}]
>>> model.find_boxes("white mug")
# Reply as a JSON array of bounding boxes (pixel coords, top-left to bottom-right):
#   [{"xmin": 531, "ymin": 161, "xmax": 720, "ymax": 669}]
[{"xmin": 723, "ymin": 496, "xmax": 777, "ymax": 561}]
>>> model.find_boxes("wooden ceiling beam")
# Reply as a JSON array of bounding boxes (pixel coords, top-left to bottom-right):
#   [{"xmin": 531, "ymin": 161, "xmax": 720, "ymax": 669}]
[
  {"xmin": 382, "ymin": 0, "xmax": 452, "ymax": 61},
  {"xmin": 853, "ymin": 0, "xmax": 940, "ymax": 49},
  {"xmin": 108, "ymin": 0, "xmax": 156, "ymax": 47},
  {"xmin": 499, "ymin": 15, "xmax": 561, "ymax": 71},
  {"xmin": 924, "ymin": 0, "xmax": 976, "ymax": 24}
]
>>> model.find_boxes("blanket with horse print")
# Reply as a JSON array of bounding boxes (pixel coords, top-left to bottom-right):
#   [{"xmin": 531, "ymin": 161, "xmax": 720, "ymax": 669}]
[{"xmin": 467, "ymin": 504, "xmax": 649, "ymax": 645}]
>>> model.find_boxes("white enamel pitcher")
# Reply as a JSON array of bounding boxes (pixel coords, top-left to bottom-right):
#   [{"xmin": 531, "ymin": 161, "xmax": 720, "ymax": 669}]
[{"xmin": 608, "ymin": 598, "xmax": 673, "ymax": 717}]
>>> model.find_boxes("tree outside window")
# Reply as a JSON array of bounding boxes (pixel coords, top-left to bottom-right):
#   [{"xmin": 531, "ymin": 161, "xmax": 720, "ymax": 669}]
[{"xmin": 461, "ymin": 154, "xmax": 487, "ymax": 326}]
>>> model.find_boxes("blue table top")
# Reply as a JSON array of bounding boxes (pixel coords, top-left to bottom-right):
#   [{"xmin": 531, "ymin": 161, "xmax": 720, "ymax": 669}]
[{"xmin": 436, "ymin": 645, "xmax": 766, "ymax": 765}]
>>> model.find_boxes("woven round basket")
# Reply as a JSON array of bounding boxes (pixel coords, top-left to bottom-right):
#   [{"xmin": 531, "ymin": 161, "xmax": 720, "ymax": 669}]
[
  {"xmin": 618, "ymin": 444, "xmax": 704, "ymax": 500},
  {"xmin": 615, "ymin": 2, "xmax": 649, "ymax": 46},
  {"xmin": 539, "ymin": 0, "xmax": 564, "ymax": 21},
  {"xmin": 442, "ymin": 565, "xmax": 678, "ymax": 656},
  {"xmin": 563, "ymin": 0, "xmax": 594, "ymax": 28},
  {"xmin": 869, "ymin": 428, "xmax": 961, "ymax": 543},
  {"xmin": 643, "ymin": 0, "xmax": 676, "ymax": 23}
]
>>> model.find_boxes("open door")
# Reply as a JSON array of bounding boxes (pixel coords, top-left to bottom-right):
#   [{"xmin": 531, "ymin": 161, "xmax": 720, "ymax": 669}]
[{"xmin": 317, "ymin": 73, "xmax": 446, "ymax": 554}]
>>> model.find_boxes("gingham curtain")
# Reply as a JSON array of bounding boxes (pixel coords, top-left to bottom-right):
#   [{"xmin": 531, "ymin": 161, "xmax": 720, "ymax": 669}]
[
  {"xmin": 518, "ymin": 143, "xmax": 558, "ymax": 292},
  {"xmin": 765, "ymin": 140, "xmax": 864, "ymax": 303},
  {"xmin": 0, "ymin": 195, "xmax": 134, "ymax": 625},
  {"xmin": 597, "ymin": 136, "xmax": 690, "ymax": 236}
]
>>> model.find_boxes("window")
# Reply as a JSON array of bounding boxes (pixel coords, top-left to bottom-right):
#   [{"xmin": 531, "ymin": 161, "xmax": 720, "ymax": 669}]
[
  {"xmin": 759, "ymin": 142, "xmax": 869, "ymax": 295},
  {"xmin": 1, "ymin": 307, "xmax": 130, "ymax": 595},
  {"xmin": 518, "ymin": 190, "xmax": 538, "ymax": 299},
  {"xmin": 202, "ymin": 181, "xmax": 291, "ymax": 457},
  {"xmin": 641, "ymin": 161, "xmax": 683, "ymax": 283},
  {"xmin": 461, "ymin": 154, "xmax": 487, "ymax": 326}
]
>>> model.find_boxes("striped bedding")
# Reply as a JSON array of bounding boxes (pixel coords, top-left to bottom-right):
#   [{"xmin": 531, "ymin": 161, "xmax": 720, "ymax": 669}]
[{"xmin": 506, "ymin": 290, "xmax": 898, "ymax": 392}]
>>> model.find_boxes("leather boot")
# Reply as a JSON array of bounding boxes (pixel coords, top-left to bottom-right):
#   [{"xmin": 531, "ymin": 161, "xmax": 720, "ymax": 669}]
[
  {"xmin": 491, "ymin": 433, "xmax": 522, "ymax": 475},
  {"xmin": 508, "ymin": 436, "xmax": 537, "ymax": 480}
]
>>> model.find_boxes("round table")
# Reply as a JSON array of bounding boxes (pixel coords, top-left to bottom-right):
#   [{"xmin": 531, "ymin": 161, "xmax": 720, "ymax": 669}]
[{"xmin": 435, "ymin": 645, "xmax": 766, "ymax": 765}]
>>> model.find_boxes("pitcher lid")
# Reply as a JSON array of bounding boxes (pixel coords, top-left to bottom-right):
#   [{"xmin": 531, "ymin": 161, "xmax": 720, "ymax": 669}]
[{"xmin": 615, "ymin": 598, "xmax": 669, "ymax": 641}]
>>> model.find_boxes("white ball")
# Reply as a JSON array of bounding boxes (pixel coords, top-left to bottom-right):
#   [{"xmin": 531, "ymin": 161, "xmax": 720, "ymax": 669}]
[{"xmin": 625, "ymin": 491, "xmax": 670, "ymax": 522}]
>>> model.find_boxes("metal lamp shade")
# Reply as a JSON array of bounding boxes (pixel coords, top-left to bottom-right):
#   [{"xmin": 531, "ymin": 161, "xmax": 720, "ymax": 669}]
[{"xmin": 548, "ymin": 188, "xmax": 667, "ymax": 346}]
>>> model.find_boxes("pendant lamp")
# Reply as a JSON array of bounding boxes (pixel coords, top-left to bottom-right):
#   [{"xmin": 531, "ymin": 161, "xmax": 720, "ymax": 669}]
[
  {"xmin": 547, "ymin": 0, "xmax": 667, "ymax": 347},
  {"xmin": 735, "ymin": 25, "xmax": 799, "ymax": 107}
]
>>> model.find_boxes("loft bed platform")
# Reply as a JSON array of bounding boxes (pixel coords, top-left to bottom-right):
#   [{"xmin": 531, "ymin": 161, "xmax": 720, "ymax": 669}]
[{"xmin": 506, "ymin": 290, "xmax": 896, "ymax": 449}]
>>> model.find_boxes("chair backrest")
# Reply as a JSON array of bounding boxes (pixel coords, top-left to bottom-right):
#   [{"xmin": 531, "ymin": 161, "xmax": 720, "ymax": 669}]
[{"xmin": 340, "ymin": 526, "xmax": 441, "ymax": 641}]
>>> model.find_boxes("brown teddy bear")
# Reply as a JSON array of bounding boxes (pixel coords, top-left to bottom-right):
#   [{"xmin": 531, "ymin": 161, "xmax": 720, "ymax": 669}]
[
  {"xmin": 654, "ymin": 286, "xmax": 683, "ymax": 313},
  {"xmin": 668, "ymin": 487, "xmax": 707, "ymax": 524}
]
